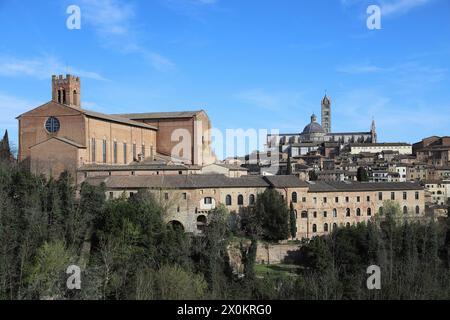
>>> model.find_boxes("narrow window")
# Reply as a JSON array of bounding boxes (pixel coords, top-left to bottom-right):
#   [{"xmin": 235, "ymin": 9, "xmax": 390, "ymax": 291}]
[
  {"xmin": 102, "ymin": 140, "xmax": 107, "ymax": 163},
  {"xmin": 123, "ymin": 143, "xmax": 127, "ymax": 164},
  {"xmin": 312, "ymin": 224, "xmax": 317, "ymax": 233},
  {"xmin": 292, "ymin": 192, "xmax": 298, "ymax": 203},
  {"xmin": 133, "ymin": 143, "xmax": 137, "ymax": 161},
  {"xmin": 91, "ymin": 138, "xmax": 96, "ymax": 162},
  {"xmin": 113, "ymin": 141, "xmax": 118, "ymax": 164}
]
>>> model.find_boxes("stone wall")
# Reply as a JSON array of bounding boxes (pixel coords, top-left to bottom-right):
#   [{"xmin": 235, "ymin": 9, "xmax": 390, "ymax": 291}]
[{"xmin": 255, "ymin": 243, "xmax": 302, "ymax": 265}]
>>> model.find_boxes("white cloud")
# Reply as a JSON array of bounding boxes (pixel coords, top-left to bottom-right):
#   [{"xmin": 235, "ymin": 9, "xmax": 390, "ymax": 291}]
[
  {"xmin": 77, "ymin": 0, "xmax": 176, "ymax": 72},
  {"xmin": 337, "ymin": 63, "xmax": 384, "ymax": 74},
  {"xmin": 80, "ymin": 0, "xmax": 135, "ymax": 37},
  {"xmin": 341, "ymin": 0, "xmax": 433, "ymax": 17},
  {"xmin": 0, "ymin": 55, "xmax": 107, "ymax": 81},
  {"xmin": 380, "ymin": 0, "xmax": 431, "ymax": 16}
]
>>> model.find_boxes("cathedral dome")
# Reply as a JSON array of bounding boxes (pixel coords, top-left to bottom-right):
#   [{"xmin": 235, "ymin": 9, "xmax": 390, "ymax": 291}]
[{"xmin": 302, "ymin": 114, "xmax": 325, "ymax": 134}]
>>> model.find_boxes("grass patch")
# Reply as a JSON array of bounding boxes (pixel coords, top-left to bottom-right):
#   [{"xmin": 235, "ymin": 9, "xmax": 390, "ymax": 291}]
[{"xmin": 254, "ymin": 264, "xmax": 301, "ymax": 279}]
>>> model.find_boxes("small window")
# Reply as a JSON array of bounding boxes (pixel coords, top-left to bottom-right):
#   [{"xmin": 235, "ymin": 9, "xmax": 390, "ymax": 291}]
[
  {"xmin": 346, "ymin": 208, "xmax": 351, "ymax": 217},
  {"xmin": 345, "ymin": 196, "xmax": 349, "ymax": 203},
  {"xmin": 301, "ymin": 211, "xmax": 308, "ymax": 218},
  {"xmin": 391, "ymin": 192, "xmax": 395, "ymax": 200},
  {"xmin": 335, "ymin": 197, "xmax": 339, "ymax": 203},
  {"xmin": 249, "ymin": 194, "xmax": 255, "ymax": 205},
  {"xmin": 302, "ymin": 197, "xmax": 307, "ymax": 202},
  {"xmin": 403, "ymin": 206, "xmax": 408, "ymax": 215},
  {"xmin": 367, "ymin": 208, "xmax": 372, "ymax": 216},
  {"xmin": 356, "ymin": 208, "xmax": 361, "ymax": 216},
  {"xmin": 133, "ymin": 143, "xmax": 137, "ymax": 161},
  {"xmin": 403, "ymin": 192, "xmax": 407, "ymax": 200},
  {"xmin": 237, "ymin": 195, "xmax": 244, "ymax": 206},
  {"xmin": 367, "ymin": 196, "xmax": 370, "ymax": 202},
  {"xmin": 357, "ymin": 196, "xmax": 360, "ymax": 202},
  {"xmin": 226, "ymin": 195, "xmax": 232, "ymax": 206},
  {"xmin": 323, "ymin": 211, "xmax": 327, "ymax": 218},
  {"xmin": 416, "ymin": 206, "xmax": 420, "ymax": 214},
  {"xmin": 292, "ymin": 192, "xmax": 298, "ymax": 203},
  {"xmin": 123, "ymin": 143, "xmax": 127, "ymax": 164},
  {"xmin": 182, "ymin": 193, "xmax": 187, "ymax": 200},
  {"xmin": 323, "ymin": 197, "xmax": 327, "ymax": 203},
  {"xmin": 324, "ymin": 223, "xmax": 329, "ymax": 232},
  {"xmin": 378, "ymin": 192, "xmax": 383, "ymax": 201},
  {"xmin": 333, "ymin": 209, "xmax": 337, "ymax": 218},
  {"xmin": 312, "ymin": 224, "xmax": 317, "ymax": 233},
  {"xmin": 415, "ymin": 192, "xmax": 419, "ymax": 200},
  {"xmin": 313, "ymin": 211, "xmax": 317, "ymax": 218},
  {"xmin": 204, "ymin": 197, "xmax": 212, "ymax": 205},
  {"xmin": 165, "ymin": 193, "xmax": 169, "ymax": 200}
]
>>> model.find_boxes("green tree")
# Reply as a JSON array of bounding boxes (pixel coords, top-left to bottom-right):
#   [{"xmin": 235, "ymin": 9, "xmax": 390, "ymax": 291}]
[
  {"xmin": 136, "ymin": 265, "xmax": 207, "ymax": 300},
  {"xmin": 286, "ymin": 157, "xmax": 293, "ymax": 175},
  {"xmin": 289, "ymin": 201, "xmax": 297, "ymax": 239},
  {"xmin": 25, "ymin": 241, "xmax": 73, "ymax": 299},
  {"xmin": 254, "ymin": 189, "xmax": 289, "ymax": 242},
  {"xmin": 357, "ymin": 167, "xmax": 369, "ymax": 182},
  {"xmin": 308, "ymin": 170, "xmax": 318, "ymax": 181}
]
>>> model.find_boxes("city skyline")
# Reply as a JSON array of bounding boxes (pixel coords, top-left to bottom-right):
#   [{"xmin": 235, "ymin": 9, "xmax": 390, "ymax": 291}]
[{"xmin": 1, "ymin": 0, "xmax": 449, "ymax": 156}]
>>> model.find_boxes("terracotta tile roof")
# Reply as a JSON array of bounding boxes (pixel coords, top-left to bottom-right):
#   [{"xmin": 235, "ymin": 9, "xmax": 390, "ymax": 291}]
[{"xmin": 115, "ymin": 110, "xmax": 204, "ymax": 120}]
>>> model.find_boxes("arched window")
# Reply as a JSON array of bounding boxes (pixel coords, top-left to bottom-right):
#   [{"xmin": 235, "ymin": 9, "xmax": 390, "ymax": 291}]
[
  {"xmin": 367, "ymin": 208, "xmax": 372, "ymax": 216},
  {"xmin": 333, "ymin": 223, "xmax": 337, "ymax": 230},
  {"xmin": 403, "ymin": 206, "xmax": 408, "ymax": 215},
  {"xmin": 416, "ymin": 206, "xmax": 420, "ymax": 214},
  {"xmin": 312, "ymin": 224, "xmax": 317, "ymax": 233},
  {"xmin": 237, "ymin": 195, "xmax": 244, "ymax": 206},
  {"xmin": 346, "ymin": 222, "xmax": 351, "ymax": 228},
  {"xmin": 356, "ymin": 208, "xmax": 361, "ymax": 216},
  {"xmin": 62, "ymin": 89, "xmax": 66, "ymax": 104},
  {"xmin": 324, "ymin": 223, "xmax": 329, "ymax": 232},
  {"xmin": 225, "ymin": 195, "xmax": 232, "ymax": 206},
  {"xmin": 346, "ymin": 208, "xmax": 351, "ymax": 217},
  {"xmin": 292, "ymin": 192, "xmax": 298, "ymax": 203},
  {"xmin": 333, "ymin": 209, "xmax": 337, "ymax": 218},
  {"xmin": 249, "ymin": 194, "xmax": 255, "ymax": 205},
  {"xmin": 197, "ymin": 215, "xmax": 207, "ymax": 232}
]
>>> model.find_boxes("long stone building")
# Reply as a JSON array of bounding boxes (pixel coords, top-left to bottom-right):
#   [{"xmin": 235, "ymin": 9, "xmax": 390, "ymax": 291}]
[{"xmin": 85, "ymin": 174, "xmax": 426, "ymax": 238}]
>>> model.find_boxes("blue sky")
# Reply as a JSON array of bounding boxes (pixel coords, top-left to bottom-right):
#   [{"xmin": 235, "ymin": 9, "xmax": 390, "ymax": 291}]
[{"xmin": 0, "ymin": 0, "xmax": 449, "ymax": 157}]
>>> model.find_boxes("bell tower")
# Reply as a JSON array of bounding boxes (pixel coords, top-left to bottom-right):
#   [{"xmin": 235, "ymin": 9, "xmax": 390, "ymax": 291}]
[
  {"xmin": 371, "ymin": 118, "xmax": 377, "ymax": 143},
  {"xmin": 321, "ymin": 94, "xmax": 331, "ymax": 134},
  {"xmin": 52, "ymin": 74, "xmax": 81, "ymax": 107}
]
